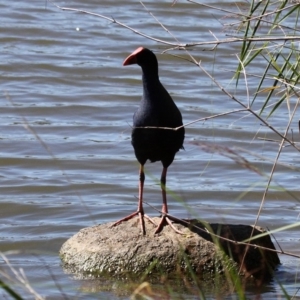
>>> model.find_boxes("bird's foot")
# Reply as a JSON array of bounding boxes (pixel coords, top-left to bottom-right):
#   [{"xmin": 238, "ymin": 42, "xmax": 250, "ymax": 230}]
[
  {"xmin": 154, "ymin": 214, "xmax": 184, "ymax": 235},
  {"xmin": 111, "ymin": 211, "xmax": 157, "ymax": 235}
]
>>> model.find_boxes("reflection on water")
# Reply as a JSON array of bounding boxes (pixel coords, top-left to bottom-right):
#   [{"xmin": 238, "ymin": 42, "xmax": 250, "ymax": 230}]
[{"xmin": 0, "ymin": 0, "xmax": 299, "ymax": 299}]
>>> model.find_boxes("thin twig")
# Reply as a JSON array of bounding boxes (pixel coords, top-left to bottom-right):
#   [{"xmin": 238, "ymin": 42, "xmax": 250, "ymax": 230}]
[
  {"xmin": 140, "ymin": 1, "xmax": 180, "ymax": 44},
  {"xmin": 133, "ymin": 108, "xmax": 248, "ymax": 131},
  {"xmin": 257, "ymin": 137, "xmax": 299, "ymax": 147},
  {"xmin": 224, "ymin": 2, "xmax": 299, "ymax": 27},
  {"xmin": 188, "ymin": 0, "xmax": 300, "ymax": 30}
]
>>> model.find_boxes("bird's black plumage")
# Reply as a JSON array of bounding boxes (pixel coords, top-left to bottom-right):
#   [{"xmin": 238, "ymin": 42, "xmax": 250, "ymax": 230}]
[
  {"xmin": 112, "ymin": 47, "xmax": 184, "ymax": 235},
  {"xmin": 130, "ymin": 48, "xmax": 184, "ymax": 168}
]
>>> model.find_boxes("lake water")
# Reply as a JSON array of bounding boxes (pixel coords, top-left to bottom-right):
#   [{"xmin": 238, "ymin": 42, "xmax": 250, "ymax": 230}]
[{"xmin": 1, "ymin": 0, "xmax": 300, "ymax": 299}]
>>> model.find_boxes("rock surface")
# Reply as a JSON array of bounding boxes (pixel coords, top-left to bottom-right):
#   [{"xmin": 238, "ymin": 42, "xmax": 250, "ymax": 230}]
[{"xmin": 60, "ymin": 217, "xmax": 280, "ymax": 282}]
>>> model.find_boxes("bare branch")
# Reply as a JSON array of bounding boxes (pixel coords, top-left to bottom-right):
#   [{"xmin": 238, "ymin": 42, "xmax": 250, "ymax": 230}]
[
  {"xmin": 49, "ymin": 0, "xmax": 300, "ymax": 49},
  {"xmin": 132, "ymin": 108, "xmax": 248, "ymax": 131},
  {"xmin": 48, "ymin": 0, "xmax": 177, "ymax": 46},
  {"xmin": 187, "ymin": 59, "xmax": 300, "ymax": 152}
]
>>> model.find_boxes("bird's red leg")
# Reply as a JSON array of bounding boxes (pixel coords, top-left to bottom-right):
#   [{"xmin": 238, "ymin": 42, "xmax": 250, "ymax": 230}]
[
  {"xmin": 111, "ymin": 164, "xmax": 156, "ymax": 234},
  {"xmin": 154, "ymin": 167, "xmax": 183, "ymax": 234}
]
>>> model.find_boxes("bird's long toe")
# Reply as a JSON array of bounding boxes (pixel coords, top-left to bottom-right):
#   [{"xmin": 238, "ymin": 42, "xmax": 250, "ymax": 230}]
[
  {"xmin": 111, "ymin": 211, "xmax": 140, "ymax": 227},
  {"xmin": 111, "ymin": 211, "xmax": 156, "ymax": 235},
  {"xmin": 154, "ymin": 215, "xmax": 184, "ymax": 235}
]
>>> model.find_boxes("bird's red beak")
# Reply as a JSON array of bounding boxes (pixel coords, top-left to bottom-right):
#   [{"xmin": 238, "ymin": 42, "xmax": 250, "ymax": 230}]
[{"xmin": 123, "ymin": 47, "xmax": 144, "ymax": 66}]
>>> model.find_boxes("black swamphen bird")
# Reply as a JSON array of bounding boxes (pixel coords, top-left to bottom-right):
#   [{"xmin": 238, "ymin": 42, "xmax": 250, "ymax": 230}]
[{"xmin": 112, "ymin": 47, "xmax": 185, "ymax": 234}]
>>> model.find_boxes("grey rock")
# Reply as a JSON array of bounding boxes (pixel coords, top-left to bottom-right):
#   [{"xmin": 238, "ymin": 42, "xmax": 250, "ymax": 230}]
[{"xmin": 60, "ymin": 217, "xmax": 280, "ymax": 282}]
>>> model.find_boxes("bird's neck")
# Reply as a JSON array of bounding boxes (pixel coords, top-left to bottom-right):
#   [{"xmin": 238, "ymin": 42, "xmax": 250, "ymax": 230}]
[
  {"xmin": 141, "ymin": 64, "xmax": 159, "ymax": 80},
  {"xmin": 141, "ymin": 68, "xmax": 161, "ymax": 101}
]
